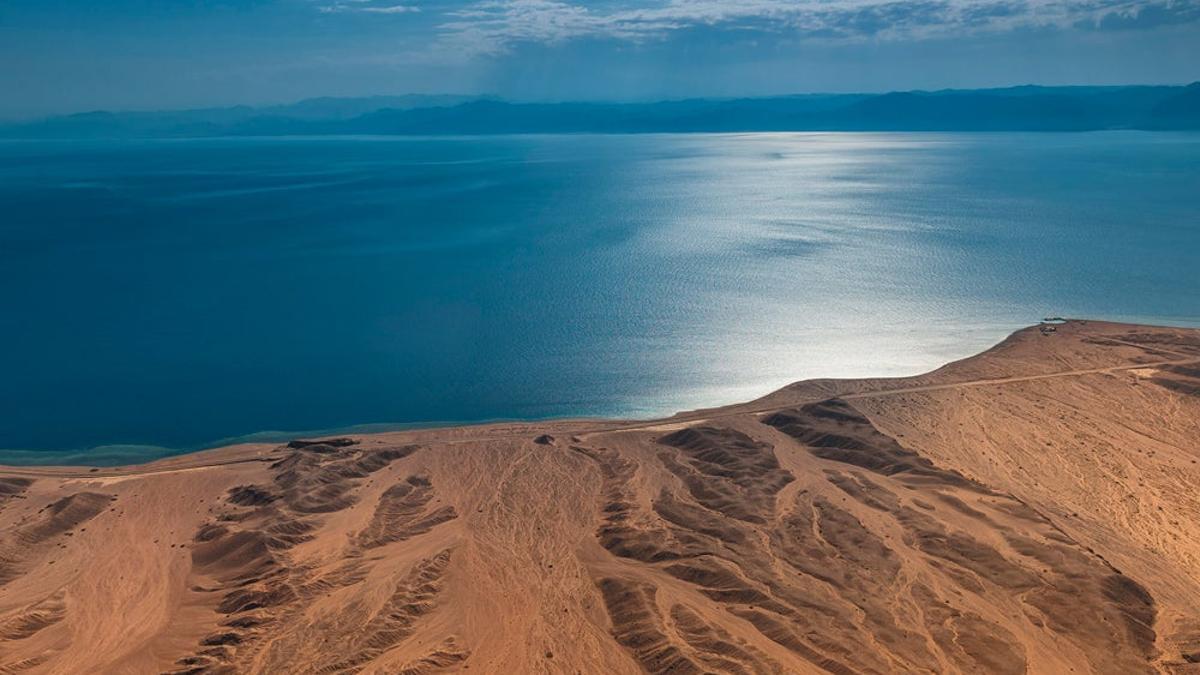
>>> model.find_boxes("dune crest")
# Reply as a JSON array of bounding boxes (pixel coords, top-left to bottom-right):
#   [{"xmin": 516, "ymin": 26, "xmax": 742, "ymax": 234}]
[{"xmin": 2, "ymin": 319, "xmax": 1199, "ymax": 673}]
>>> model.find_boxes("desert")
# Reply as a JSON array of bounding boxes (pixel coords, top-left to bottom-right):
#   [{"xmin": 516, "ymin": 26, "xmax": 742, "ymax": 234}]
[{"xmin": 1, "ymin": 319, "xmax": 1198, "ymax": 674}]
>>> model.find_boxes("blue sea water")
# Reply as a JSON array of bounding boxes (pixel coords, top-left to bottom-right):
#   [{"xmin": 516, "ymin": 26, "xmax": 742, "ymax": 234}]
[{"xmin": 1, "ymin": 132, "xmax": 1198, "ymax": 465}]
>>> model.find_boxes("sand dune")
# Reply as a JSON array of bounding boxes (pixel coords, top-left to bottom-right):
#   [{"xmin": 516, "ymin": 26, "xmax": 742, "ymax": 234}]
[{"xmin": 2, "ymin": 319, "xmax": 1199, "ymax": 674}]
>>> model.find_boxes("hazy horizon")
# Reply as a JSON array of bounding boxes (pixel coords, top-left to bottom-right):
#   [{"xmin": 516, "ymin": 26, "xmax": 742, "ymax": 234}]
[{"xmin": 1, "ymin": 80, "xmax": 1194, "ymax": 122}]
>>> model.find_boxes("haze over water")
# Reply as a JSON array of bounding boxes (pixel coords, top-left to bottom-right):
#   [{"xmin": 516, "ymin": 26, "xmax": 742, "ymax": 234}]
[{"xmin": 2, "ymin": 131, "xmax": 1198, "ymax": 464}]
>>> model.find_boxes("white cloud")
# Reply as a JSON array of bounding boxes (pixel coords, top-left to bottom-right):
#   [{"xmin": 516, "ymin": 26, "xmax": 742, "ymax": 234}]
[
  {"xmin": 306, "ymin": 0, "xmax": 1199, "ymax": 62},
  {"xmin": 361, "ymin": 4, "xmax": 421, "ymax": 13},
  {"xmin": 432, "ymin": 0, "xmax": 1194, "ymax": 57},
  {"xmin": 320, "ymin": 1, "xmax": 421, "ymax": 14}
]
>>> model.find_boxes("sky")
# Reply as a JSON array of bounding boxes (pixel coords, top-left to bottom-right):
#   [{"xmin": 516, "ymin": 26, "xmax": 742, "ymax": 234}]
[{"xmin": 1, "ymin": 0, "xmax": 1198, "ymax": 118}]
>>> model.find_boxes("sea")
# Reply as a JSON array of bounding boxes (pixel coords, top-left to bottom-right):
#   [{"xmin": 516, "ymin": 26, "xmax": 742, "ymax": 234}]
[{"xmin": 2, "ymin": 132, "xmax": 1198, "ymax": 464}]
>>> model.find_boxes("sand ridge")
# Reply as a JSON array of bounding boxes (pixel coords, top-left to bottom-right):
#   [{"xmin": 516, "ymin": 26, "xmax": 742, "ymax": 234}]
[{"xmin": 1, "ymin": 319, "xmax": 1199, "ymax": 673}]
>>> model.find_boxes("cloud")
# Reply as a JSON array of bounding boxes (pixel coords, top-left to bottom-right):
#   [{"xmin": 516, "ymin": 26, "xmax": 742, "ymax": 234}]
[
  {"xmin": 319, "ymin": 1, "xmax": 420, "ymax": 14},
  {"xmin": 362, "ymin": 4, "xmax": 421, "ymax": 12},
  {"xmin": 429, "ymin": 0, "xmax": 1200, "ymax": 57},
  {"xmin": 1090, "ymin": 0, "xmax": 1200, "ymax": 30}
]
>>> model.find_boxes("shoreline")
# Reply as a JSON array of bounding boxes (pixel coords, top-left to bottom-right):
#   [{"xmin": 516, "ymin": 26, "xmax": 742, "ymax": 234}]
[{"xmin": 7, "ymin": 317, "xmax": 1198, "ymax": 474}]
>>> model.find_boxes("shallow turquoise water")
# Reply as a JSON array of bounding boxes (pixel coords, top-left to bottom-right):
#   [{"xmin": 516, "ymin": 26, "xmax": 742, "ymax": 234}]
[{"xmin": 1, "ymin": 132, "xmax": 1198, "ymax": 464}]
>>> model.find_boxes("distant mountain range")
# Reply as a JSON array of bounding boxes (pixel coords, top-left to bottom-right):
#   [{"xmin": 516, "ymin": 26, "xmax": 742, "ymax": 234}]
[{"xmin": 4, "ymin": 84, "xmax": 1199, "ymax": 138}]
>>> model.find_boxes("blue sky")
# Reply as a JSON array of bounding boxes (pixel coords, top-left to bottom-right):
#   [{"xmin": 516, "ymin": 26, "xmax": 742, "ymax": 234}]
[{"xmin": 1, "ymin": 0, "xmax": 1198, "ymax": 118}]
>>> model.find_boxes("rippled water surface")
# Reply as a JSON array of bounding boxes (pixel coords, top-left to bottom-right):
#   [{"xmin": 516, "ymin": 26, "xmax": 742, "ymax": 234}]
[{"xmin": 2, "ymin": 132, "xmax": 1198, "ymax": 463}]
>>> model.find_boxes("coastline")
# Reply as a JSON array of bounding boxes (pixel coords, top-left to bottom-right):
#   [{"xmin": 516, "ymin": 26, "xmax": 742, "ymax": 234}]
[
  {"xmin": 6, "ymin": 317, "xmax": 1197, "ymax": 474},
  {"xmin": 6, "ymin": 314, "xmax": 1199, "ymax": 469}
]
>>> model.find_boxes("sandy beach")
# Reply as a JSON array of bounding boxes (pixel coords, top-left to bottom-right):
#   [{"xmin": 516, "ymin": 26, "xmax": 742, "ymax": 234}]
[{"xmin": 2, "ymin": 319, "xmax": 1199, "ymax": 674}]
